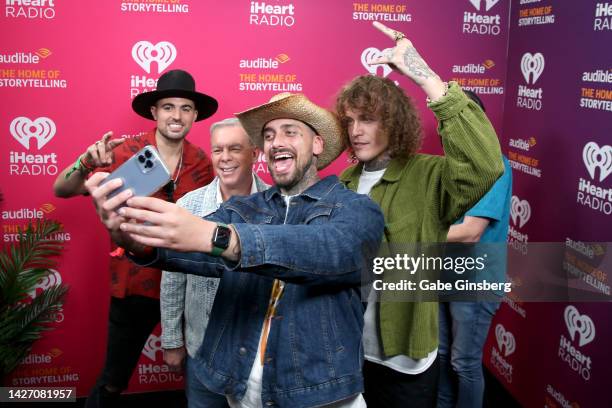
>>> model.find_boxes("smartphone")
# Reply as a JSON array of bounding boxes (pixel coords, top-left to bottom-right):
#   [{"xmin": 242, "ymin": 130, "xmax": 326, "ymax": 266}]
[{"xmin": 101, "ymin": 145, "xmax": 171, "ymax": 204}]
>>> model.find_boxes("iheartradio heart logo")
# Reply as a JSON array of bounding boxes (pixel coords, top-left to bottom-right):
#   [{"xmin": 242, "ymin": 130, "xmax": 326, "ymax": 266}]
[
  {"xmin": 132, "ymin": 41, "xmax": 177, "ymax": 74},
  {"xmin": 510, "ymin": 195, "xmax": 531, "ymax": 228},
  {"xmin": 27, "ymin": 269, "xmax": 62, "ymax": 299},
  {"xmin": 564, "ymin": 305, "xmax": 595, "ymax": 347},
  {"xmin": 469, "ymin": 0, "xmax": 500, "ymax": 12},
  {"xmin": 142, "ymin": 334, "xmax": 163, "ymax": 361},
  {"xmin": 10, "ymin": 116, "xmax": 56, "ymax": 150},
  {"xmin": 495, "ymin": 324, "xmax": 516, "ymax": 357},
  {"xmin": 520, "ymin": 52, "xmax": 545, "ymax": 84},
  {"xmin": 583, "ymin": 141, "xmax": 612, "ymax": 182},
  {"xmin": 361, "ymin": 47, "xmax": 392, "ymax": 78}
]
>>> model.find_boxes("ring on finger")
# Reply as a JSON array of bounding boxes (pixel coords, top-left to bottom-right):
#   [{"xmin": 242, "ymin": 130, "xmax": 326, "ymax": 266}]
[{"xmin": 393, "ymin": 31, "xmax": 406, "ymax": 42}]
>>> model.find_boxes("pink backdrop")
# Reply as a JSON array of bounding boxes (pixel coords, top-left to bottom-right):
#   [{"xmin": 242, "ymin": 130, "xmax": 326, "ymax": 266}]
[{"xmin": 3, "ymin": 0, "xmax": 608, "ymax": 404}]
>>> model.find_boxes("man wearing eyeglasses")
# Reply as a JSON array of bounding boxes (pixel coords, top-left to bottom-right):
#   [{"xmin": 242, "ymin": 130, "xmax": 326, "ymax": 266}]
[{"xmin": 52, "ymin": 69, "xmax": 216, "ymax": 407}]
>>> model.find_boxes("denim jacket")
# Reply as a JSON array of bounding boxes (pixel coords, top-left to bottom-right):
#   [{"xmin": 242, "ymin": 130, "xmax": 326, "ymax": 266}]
[{"xmin": 137, "ymin": 176, "xmax": 384, "ymax": 408}]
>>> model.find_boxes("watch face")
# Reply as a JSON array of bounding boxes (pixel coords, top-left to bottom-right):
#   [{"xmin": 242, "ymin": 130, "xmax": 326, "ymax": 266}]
[{"xmin": 213, "ymin": 225, "xmax": 231, "ymax": 250}]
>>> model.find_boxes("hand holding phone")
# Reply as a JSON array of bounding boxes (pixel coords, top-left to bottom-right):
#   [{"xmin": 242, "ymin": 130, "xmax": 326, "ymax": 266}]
[{"xmin": 100, "ymin": 145, "xmax": 171, "ymax": 206}]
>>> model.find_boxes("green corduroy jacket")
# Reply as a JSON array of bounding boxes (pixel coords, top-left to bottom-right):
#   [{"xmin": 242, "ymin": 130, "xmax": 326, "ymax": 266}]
[{"xmin": 340, "ymin": 82, "xmax": 504, "ymax": 358}]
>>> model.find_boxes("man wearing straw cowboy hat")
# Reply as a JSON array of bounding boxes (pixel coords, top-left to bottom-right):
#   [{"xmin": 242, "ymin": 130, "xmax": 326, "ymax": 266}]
[
  {"xmin": 84, "ymin": 93, "xmax": 384, "ymax": 407},
  {"xmin": 53, "ymin": 69, "xmax": 217, "ymax": 407}
]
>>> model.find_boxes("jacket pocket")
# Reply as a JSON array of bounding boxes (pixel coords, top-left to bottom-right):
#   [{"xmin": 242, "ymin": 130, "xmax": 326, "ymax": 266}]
[{"xmin": 303, "ymin": 204, "xmax": 334, "ymax": 224}]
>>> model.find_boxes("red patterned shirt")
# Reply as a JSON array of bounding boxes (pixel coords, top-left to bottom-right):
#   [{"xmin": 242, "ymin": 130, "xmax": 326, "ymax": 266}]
[{"xmin": 104, "ymin": 129, "xmax": 213, "ymax": 299}]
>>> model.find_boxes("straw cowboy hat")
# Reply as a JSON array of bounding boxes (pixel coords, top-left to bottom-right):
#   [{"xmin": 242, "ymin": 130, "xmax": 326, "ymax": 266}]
[
  {"xmin": 236, "ymin": 93, "xmax": 344, "ymax": 170},
  {"xmin": 132, "ymin": 69, "xmax": 218, "ymax": 122}
]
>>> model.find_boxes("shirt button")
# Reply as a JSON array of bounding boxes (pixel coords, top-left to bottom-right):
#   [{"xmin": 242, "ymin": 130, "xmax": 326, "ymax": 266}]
[{"xmin": 239, "ymin": 347, "xmax": 247, "ymax": 356}]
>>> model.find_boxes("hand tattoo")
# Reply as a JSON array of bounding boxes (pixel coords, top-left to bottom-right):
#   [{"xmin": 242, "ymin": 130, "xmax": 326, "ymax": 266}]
[{"xmin": 402, "ymin": 46, "xmax": 434, "ymax": 79}]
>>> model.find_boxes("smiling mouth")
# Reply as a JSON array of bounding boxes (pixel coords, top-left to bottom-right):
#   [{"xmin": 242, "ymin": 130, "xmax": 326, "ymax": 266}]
[
  {"xmin": 168, "ymin": 123, "xmax": 184, "ymax": 132},
  {"xmin": 271, "ymin": 152, "xmax": 294, "ymax": 174},
  {"xmin": 218, "ymin": 166, "xmax": 238, "ymax": 174}
]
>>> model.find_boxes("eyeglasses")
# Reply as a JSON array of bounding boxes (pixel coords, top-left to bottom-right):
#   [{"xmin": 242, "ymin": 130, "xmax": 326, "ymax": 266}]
[{"xmin": 163, "ymin": 181, "xmax": 176, "ymax": 203}]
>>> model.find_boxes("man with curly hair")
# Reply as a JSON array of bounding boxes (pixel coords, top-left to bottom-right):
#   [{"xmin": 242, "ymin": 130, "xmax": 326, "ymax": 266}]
[{"xmin": 336, "ymin": 22, "xmax": 504, "ymax": 407}]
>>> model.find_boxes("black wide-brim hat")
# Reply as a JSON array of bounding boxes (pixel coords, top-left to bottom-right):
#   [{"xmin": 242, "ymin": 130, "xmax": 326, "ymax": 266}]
[{"xmin": 132, "ymin": 69, "xmax": 218, "ymax": 122}]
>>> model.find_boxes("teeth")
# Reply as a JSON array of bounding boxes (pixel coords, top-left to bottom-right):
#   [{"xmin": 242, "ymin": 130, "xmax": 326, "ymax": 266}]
[{"xmin": 274, "ymin": 154, "xmax": 292, "ymax": 160}]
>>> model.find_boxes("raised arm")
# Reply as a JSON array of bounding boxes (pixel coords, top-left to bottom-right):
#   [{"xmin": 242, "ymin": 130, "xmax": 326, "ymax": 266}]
[
  {"xmin": 54, "ymin": 131, "xmax": 124, "ymax": 197},
  {"xmin": 371, "ymin": 22, "xmax": 504, "ymax": 223}
]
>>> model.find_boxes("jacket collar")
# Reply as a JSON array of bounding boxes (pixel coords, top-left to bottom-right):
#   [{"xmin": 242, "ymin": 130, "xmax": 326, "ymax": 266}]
[
  {"xmin": 263, "ymin": 175, "xmax": 340, "ymax": 202},
  {"xmin": 340, "ymin": 156, "xmax": 410, "ymax": 187}
]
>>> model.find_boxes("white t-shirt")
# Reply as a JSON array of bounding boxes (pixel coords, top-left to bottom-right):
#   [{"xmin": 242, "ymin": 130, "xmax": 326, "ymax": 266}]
[{"xmin": 358, "ymin": 167, "xmax": 438, "ymax": 375}]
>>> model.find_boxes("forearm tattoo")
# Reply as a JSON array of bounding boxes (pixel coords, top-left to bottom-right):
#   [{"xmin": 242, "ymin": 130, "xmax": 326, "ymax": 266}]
[{"xmin": 402, "ymin": 46, "xmax": 434, "ymax": 79}]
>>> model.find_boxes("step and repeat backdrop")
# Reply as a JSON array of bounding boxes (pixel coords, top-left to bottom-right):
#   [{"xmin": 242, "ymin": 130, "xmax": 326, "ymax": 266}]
[
  {"xmin": 481, "ymin": 1, "xmax": 611, "ymax": 408},
  {"xmin": 0, "ymin": 0, "xmax": 608, "ymax": 404}
]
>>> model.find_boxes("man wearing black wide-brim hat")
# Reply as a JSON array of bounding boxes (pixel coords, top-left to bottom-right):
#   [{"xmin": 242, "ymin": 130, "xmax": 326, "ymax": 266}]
[{"xmin": 53, "ymin": 69, "xmax": 218, "ymax": 407}]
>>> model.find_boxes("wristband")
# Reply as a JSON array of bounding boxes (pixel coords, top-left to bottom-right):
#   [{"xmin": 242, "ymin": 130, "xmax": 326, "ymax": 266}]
[{"xmin": 64, "ymin": 154, "xmax": 95, "ymax": 179}]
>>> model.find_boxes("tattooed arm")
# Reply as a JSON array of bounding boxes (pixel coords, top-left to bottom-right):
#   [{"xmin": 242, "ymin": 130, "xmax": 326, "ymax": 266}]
[{"xmin": 370, "ymin": 21, "xmax": 447, "ymax": 101}]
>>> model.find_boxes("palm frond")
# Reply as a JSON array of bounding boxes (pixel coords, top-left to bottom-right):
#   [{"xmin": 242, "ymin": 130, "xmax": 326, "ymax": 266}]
[{"xmin": 0, "ymin": 219, "xmax": 68, "ymax": 378}]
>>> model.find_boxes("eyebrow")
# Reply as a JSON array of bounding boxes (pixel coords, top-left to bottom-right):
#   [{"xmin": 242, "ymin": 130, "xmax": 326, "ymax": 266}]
[
  {"xmin": 212, "ymin": 143, "xmax": 244, "ymax": 149},
  {"xmin": 262, "ymin": 123, "xmax": 303, "ymax": 133},
  {"xmin": 161, "ymin": 103, "xmax": 194, "ymax": 109}
]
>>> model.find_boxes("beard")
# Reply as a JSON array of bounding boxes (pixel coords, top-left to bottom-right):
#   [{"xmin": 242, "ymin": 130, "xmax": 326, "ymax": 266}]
[{"xmin": 269, "ymin": 154, "xmax": 315, "ymax": 192}]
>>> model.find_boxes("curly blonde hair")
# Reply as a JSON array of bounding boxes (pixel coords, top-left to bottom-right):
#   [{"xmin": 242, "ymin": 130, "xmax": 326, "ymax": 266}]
[{"xmin": 335, "ymin": 75, "xmax": 422, "ymax": 159}]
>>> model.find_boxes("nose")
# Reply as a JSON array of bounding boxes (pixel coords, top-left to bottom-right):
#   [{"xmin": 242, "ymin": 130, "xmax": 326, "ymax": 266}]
[
  {"xmin": 170, "ymin": 108, "xmax": 180, "ymax": 120},
  {"xmin": 271, "ymin": 132, "xmax": 287, "ymax": 149},
  {"xmin": 350, "ymin": 120, "xmax": 363, "ymax": 137},
  {"xmin": 220, "ymin": 148, "xmax": 231, "ymax": 162}
]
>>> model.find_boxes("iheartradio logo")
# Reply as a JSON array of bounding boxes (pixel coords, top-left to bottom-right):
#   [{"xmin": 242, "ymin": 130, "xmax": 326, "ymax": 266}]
[
  {"xmin": 495, "ymin": 324, "xmax": 516, "ymax": 357},
  {"xmin": 564, "ymin": 305, "xmax": 596, "ymax": 347},
  {"xmin": 468, "ymin": 0, "xmax": 500, "ymax": 12},
  {"xmin": 27, "ymin": 269, "xmax": 62, "ymax": 299},
  {"xmin": 583, "ymin": 141, "xmax": 612, "ymax": 182},
  {"xmin": 510, "ymin": 195, "xmax": 531, "ymax": 228},
  {"xmin": 10, "ymin": 116, "xmax": 56, "ymax": 150},
  {"xmin": 361, "ymin": 47, "xmax": 392, "ymax": 78},
  {"xmin": 142, "ymin": 334, "xmax": 163, "ymax": 361},
  {"xmin": 132, "ymin": 41, "xmax": 177, "ymax": 74},
  {"xmin": 520, "ymin": 52, "xmax": 545, "ymax": 84}
]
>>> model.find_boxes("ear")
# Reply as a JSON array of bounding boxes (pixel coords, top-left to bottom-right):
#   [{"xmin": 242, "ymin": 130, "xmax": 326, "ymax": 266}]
[
  {"xmin": 193, "ymin": 109, "xmax": 198, "ymax": 121},
  {"xmin": 251, "ymin": 146, "xmax": 259, "ymax": 162},
  {"xmin": 312, "ymin": 135, "xmax": 324, "ymax": 156},
  {"xmin": 150, "ymin": 106, "xmax": 158, "ymax": 120}
]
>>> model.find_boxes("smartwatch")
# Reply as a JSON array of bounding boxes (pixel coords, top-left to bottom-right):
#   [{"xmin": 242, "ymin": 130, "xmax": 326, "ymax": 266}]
[{"xmin": 211, "ymin": 223, "xmax": 231, "ymax": 256}]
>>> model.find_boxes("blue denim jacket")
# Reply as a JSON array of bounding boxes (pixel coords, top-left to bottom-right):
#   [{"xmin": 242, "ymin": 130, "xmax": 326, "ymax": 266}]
[{"xmin": 139, "ymin": 176, "xmax": 384, "ymax": 408}]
